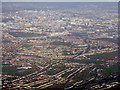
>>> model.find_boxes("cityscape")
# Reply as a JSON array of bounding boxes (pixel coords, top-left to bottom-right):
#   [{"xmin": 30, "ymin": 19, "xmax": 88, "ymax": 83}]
[{"xmin": 1, "ymin": 2, "xmax": 120, "ymax": 89}]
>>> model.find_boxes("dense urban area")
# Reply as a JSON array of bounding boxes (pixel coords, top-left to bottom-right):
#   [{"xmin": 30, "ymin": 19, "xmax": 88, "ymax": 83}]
[{"xmin": 1, "ymin": 2, "xmax": 120, "ymax": 89}]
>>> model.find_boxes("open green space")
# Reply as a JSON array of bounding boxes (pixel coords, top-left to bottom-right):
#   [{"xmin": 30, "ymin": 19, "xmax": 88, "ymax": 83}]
[
  {"xmin": 72, "ymin": 45, "xmax": 87, "ymax": 48},
  {"xmin": 2, "ymin": 18, "xmax": 14, "ymax": 23},
  {"xmin": 69, "ymin": 51, "xmax": 117, "ymax": 64},
  {"xmin": 87, "ymin": 51, "xmax": 118, "ymax": 60},
  {"xmin": 22, "ymin": 44, "xmax": 33, "ymax": 48},
  {"xmin": 1, "ymin": 67, "xmax": 17, "ymax": 74},
  {"xmin": 103, "ymin": 64, "xmax": 120, "ymax": 75},
  {"xmin": 2, "ymin": 40, "xmax": 11, "ymax": 43},
  {"xmin": 47, "ymin": 46, "xmax": 56, "ymax": 49},
  {"xmin": 69, "ymin": 59, "xmax": 105, "ymax": 64},
  {"xmin": 94, "ymin": 38, "xmax": 117, "ymax": 43},
  {"xmin": 1, "ymin": 66, "xmax": 37, "ymax": 76},
  {"xmin": 0, "ymin": 63, "xmax": 12, "ymax": 66},
  {"xmin": 63, "ymin": 50, "xmax": 74, "ymax": 55},
  {"xmin": 50, "ymin": 41, "xmax": 72, "ymax": 46},
  {"xmin": 9, "ymin": 32, "xmax": 46, "ymax": 37}
]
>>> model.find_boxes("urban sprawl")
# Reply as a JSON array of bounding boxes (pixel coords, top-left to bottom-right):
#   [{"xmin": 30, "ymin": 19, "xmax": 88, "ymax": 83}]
[{"xmin": 1, "ymin": 2, "xmax": 120, "ymax": 89}]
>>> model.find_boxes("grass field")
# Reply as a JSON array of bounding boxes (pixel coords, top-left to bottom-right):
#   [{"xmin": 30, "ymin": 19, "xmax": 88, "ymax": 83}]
[
  {"xmin": 103, "ymin": 64, "xmax": 120, "ymax": 75},
  {"xmin": 69, "ymin": 59, "xmax": 105, "ymax": 64},
  {"xmin": 2, "ymin": 67, "xmax": 17, "ymax": 74},
  {"xmin": 1, "ymin": 66, "xmax": 37, "ymax": 76},
  {"xmin": 69, "ymin": 51, "xmax": 118, "ymax": 64},
  {"xmin": 22, "ymin": 44, "xmax": 33, "ymax": 48},
  {"xmin": 3, "ymin": 40, "xmax": 11, "ymax": 43},
  {"xmin": 9, "ymin": 32, "xmax": 46, "ymax": 37},
  {"xmin": 50, "ymin": 41, "xmax": 72, "ymax": 46},
  {"xmin": 87, "ymin": 51, "xmax": 118, "ymax": 60}
]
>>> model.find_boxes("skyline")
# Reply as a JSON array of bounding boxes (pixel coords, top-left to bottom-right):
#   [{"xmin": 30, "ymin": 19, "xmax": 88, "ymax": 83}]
[{"xmin": 2, "ymin": 0, "xmax": 120, "ymax": 2}]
